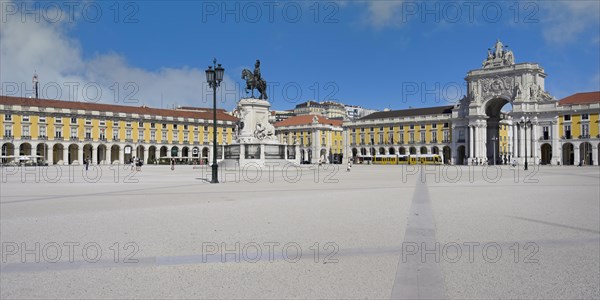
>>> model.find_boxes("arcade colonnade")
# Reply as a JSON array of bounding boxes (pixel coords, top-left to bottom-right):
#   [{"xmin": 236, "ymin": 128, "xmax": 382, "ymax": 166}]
[{"xmin": 0, "ymin": 141, "xmax": 221, "ymax": 165}]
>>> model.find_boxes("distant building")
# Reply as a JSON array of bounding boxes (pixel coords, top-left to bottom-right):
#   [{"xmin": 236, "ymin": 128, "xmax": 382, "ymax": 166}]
[
  {"xmin": 274, "ymin": 114, "xmax": 344, "ymax": 164},
  {"xmin": 293, "ymin": 100, "xmax": 347, "ymax": 120},
  {"xmin": 345, "ymin": 105, "xmax": 378, "ymax": 120}
]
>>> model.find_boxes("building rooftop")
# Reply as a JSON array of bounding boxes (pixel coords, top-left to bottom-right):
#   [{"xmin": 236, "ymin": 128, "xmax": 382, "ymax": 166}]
[
  {"xmin": 0, "ymin": 96, "xmax": 238, "ymax": 122},
  {"xmin": 273, "ymin": 114, "xmax": 343, "ymax": 127},
  {"xmin": 558, "ymin": 91, "xmax": 600, "ymax": 106},
  {"xmin": 358, "ymin": 105, "xmax": 454, "ymax": 120}
]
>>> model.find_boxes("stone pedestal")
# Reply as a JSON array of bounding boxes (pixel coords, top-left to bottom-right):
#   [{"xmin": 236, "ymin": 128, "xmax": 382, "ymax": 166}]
[{"xmin": 218, "ymin": 98, "xmax": 299, "ymax": 169}]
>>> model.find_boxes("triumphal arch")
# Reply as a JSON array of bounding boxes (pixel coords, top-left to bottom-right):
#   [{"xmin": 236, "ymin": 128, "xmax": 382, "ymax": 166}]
[{"xmin": 453, "ymin": 40, "xmax": 560, "ymax": 165}]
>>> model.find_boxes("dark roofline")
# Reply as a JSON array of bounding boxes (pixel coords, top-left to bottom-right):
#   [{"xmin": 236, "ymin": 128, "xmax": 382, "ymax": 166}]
[
  {"xmin": 358, "ymin": 105, "xmax": 454, "ymax": 120},
  {"xmin": 0, "ymin": 96, "xmax": 238, "ymax": 122}
]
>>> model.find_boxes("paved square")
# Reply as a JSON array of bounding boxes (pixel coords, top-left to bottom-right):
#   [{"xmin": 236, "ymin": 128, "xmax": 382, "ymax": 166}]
[{"xmin": 1, "ymin": 164, "xmax": 599, "ymax": 299}]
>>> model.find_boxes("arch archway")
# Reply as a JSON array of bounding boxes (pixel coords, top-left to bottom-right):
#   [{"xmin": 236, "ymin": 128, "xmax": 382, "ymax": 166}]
[
  {"xmin": 110, "ymin": 145, "xmax": 120, "ymax": 164},
  {"xmin": 1, "ymin": 143, "xmax": 15, "ymax": 164},
  {"xmin": 579, "ymin": 142, "xmax": 593, "ymax": 165},
  {"xmin": 36, "ymin": 143, "xmax": 48, "ymax": 163},
  {"xmin": 320, "ymin": 148, "xmax": 327, "ymax": 161},
  {"xmin": 83, "ymin": 144, "xmax": 93, "ymax": 163},
  {"xmin": 457, "ymin": 145, "xmax": 466, "ymax": 165},
  {"xmin": 399, "ymin": 147, "xmax": 406, "ymax": 155},
  {"xmin": 562, "ymin": 143, "xmax": 574, "ymax": 165},
  {"xmin": 136, "ymin": 145, "xmax": 145, "ymax": 161},
  {"xmin": 160, "ymin": 146, "xmax": 168, "ymax": 158},
  {"xmin": 540, "ymin": 143, "xmax": 552, "ymax": 165},
  {"xmin": 389, "ymin": 147, "xmax": 396, "ymax": 155},
  {"xmin": 420, "ymin": 146, "xmax": 428, "ymax": 154},
  {"xmin": 171, "ymin": 146, "xmax": 179, "ymax": 158},
  {"xmin": 409, "ymin": 147, "xmax": 416, "ymax": 155},
  {"xmin": 148, "ymin": 146, "xmax": 157, "ymax": 163},
  {"xmin": 52, "ymin": 143, "xmax": 64, "ymax": 164},
  {"xmin": 351, "ymin": 148, "xmax": 358, "ymax": 158},
  {"xmin": 431, "ymin": 146, "xmax": 439, "ymax": 155},
  {"xmin": 96, "ymin": 144, "xmax": 107, "ymax": 164},
  {"xmin": 123, "ymin": 145, "xmax": 133, "ymax": 163},
  {"xmin": 360, "ymin": 148, "xmax": 367, "ymax": 156},
  {"xmin": 484, "ymin": 97, "xmax": 511, "ymax": 162},
  {"xmin": 379, "ymin": 147, "xmax": 385, "ymax": 155},
  {"xmin": 443, "ymin": 146, "xmax": 452, "ymax": 164},
  {"xmin": 68, "ymin": 144, "xmax": 78, "ymax": 164},
  {"xmin": 182, "ymin": 146, "xmax": 189, "ymax": 158},
  {"xmin": 19, "ymin": 143, "xmax": 32, "ymax": 156}
]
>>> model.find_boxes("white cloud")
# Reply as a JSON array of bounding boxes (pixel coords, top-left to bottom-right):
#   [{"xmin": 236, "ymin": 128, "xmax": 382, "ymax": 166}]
[
  {"xmin": 539, "ymin": 1, "xmax": 600, "ymax": 44},
  {"xmin": 362, "ymin": 1, "xmax": 406, "ymax": 29},
  {"xmin": 0, "ymin": 1, "xmax": 241, "ymax": 110}
]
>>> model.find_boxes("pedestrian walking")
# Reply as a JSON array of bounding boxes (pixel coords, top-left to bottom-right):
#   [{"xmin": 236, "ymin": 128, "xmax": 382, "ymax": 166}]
[
  {"xmin": 171, "ymin": 158, "xmax": 175, "ymax": 171},
  {"xmin": 84, "ymin": 157, "xmax": 89, "ymax": 171},
  {"xmin": 346, "ymin": 160, "xmax": 352, "ymax": 172}
]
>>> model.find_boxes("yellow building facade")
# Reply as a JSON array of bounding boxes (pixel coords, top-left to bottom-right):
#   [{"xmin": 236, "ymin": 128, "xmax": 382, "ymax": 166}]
[{"xmin": 0, "ymin": 96, "xmax": 236, "ymax": 165}]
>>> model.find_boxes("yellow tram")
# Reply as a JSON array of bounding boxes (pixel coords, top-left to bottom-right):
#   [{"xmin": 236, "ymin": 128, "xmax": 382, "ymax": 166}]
[{"xmin": 373, "ymin": 154, "xmax": 442, "ymax": 165}]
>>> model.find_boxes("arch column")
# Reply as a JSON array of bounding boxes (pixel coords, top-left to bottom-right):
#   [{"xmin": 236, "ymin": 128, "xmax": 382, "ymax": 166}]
[
  {"xmin": 62, "ymin": 146, "xmax": 68, "ymax": 165},
  {"xmin": 77, "ymin": 145, "xmax": 83, "ymax": 164},
  {"xmin": 531, "ymin": 123, "xmax": 537, "ymax": 164},
  {"xmin": 574, "ymin": 145, "xmax": 580, "ymax": 165},
  {"xmin": 551, "ymin": 120, "xmax": 560, "ymax": 164},
  {"xmin": 47, "ymin": 143, "xmax": 54, "ymax": 164},
  {"xmin": 592, "ymin": 145, "xmax": 598, "ymax": 166},
  {"xmin": 144, "ymin": 146, "xmax": 149, "ymax": 164},
  {"xmin": 512, "ymin": 124, "xmax": 517, "ymax": 159},
  {"xmin": 519, "ymin": 125, "xmax": 525, "ymax": 158},
  {"xmin": 107, "ymin": 146, "xmax": 112, "ymax": 165},
  {"xmin": 90, "ymin": 145, "xmax": 95, "ymax": 164},
  {"xmin": 469, "ymin": 125, "xmax": 474, "ymax": 159},
  {"xmin": 119, "ymin": 145, "xmax": 124, "ymax": 164}
]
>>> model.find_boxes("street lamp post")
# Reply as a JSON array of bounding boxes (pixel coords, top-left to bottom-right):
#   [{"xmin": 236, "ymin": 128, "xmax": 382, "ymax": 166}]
[
  {"xmin": 491, "ymin": 136, "xmax": 498, "ymax": 165},
  {"xmin": 519, "ymin": 117, "xmax": 531, "ymax": 170},
  {"xmin": 205, "ymin": 59, "xmax": 224, "ymax": 184}
]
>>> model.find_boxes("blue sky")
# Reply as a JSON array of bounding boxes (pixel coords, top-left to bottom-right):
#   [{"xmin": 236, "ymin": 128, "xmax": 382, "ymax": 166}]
[{"xmin": 1, "ymin": 1, "xmax": 599, "ymax": 111}]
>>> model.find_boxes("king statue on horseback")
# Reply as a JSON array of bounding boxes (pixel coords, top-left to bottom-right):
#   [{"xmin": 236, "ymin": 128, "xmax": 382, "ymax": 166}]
[{"xmin": 242, "ymin": 59, "xmax": 268, "ymax": 100}]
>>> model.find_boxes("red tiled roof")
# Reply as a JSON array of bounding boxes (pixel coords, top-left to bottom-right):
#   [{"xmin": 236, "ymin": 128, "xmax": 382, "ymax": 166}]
[
  {"xmin": 558, "ymin": 92, "xmax": 600, "ymax": 106},
  {"xmin": 273, "ymin": 114, "xmax": 343, "ymax": 127},
  {"xmin": 0, "ymin": 96, "xmax": 238, "ymax": 122}
]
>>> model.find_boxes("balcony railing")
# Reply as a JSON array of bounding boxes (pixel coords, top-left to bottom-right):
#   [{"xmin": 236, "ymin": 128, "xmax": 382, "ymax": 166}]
[
  {"xmin": 22, "ymin": 136, "xmax": 31, "ymax": 140},
  {"xmin": 84, "ymin": 137, "xmax": 93, "ymax": 141},
  {"xmin": 3, "ymin": 135, "xmax": 13, "ymax": 141},
  {"xmin": 125, "ymin": 139, "xmax": 133, "ymax": 143},
  {"xmin": 38, "ymin": 135, "xmax": 48, "ymax": 140},
  {"xmin": 149, "ymin": 140, "xmax": 157, "ymax": 144},
  {"xmin": 70, "ymin": 137, "xmax": 79, "ymax": 141},
  {"xmin": 54, "ymin": 137, "xmax": 63, "ymax": 141},
  {"xmin": 579, "ymin": 135, "xmax": 590, "ymax": 139},
  {"xmin": 442, "ymin": 139, "xmax": 451, "ymax": 143},
  {"xmin": 457, "ymin": 139, "xmax": 465, "ymax": 143}
]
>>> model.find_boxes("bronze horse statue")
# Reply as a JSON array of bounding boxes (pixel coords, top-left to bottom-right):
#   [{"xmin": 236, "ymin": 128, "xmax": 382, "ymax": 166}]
[{"xmin": 241, "ymin": 69, "xmax": 268, "ymax": 100}]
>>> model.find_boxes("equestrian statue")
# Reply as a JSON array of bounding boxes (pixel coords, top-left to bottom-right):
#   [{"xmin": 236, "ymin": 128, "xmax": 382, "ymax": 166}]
[{"xmin": 241, "ymin": 59, "xmax": 268, "ymax": 100}]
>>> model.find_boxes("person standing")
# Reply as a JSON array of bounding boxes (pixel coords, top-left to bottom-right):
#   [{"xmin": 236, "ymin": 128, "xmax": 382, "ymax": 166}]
[
  {"xmin": 84, "ymin": 157, "xmax": 89, "ymax": 171},
  {"xmin": 171, "ymin": 158, "xmax": 175, "ymax": 171}
]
